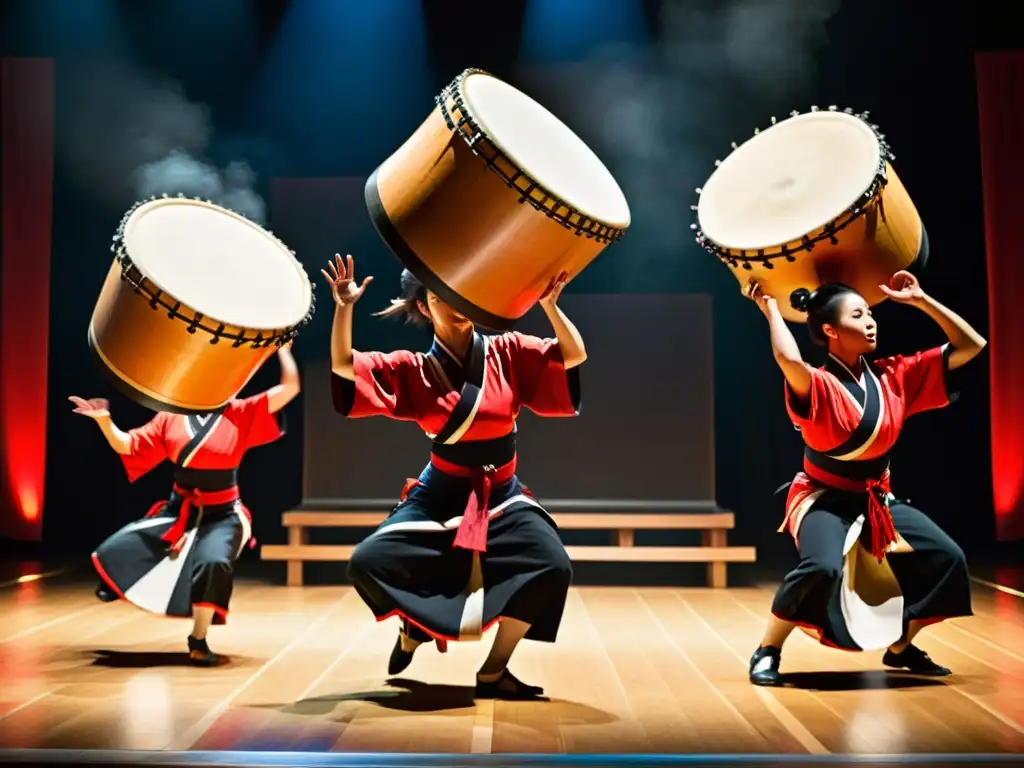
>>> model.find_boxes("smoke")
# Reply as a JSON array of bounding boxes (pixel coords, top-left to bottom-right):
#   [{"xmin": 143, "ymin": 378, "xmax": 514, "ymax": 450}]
[
  {"xmin": 517, "ymin": 0, "xmax": 842, "ymax": 279},
  {"xmin": 59, "ymin": 59, "xmax": 266, "ymax": 223}
]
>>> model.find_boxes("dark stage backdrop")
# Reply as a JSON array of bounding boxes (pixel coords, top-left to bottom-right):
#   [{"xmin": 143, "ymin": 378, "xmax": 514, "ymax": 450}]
[
  {"xmin": 271, "ymin": 178, "xmax": 716, "ymax": 504},
  {"xmin": 301, "ymin": 295, "xmax": 714, "ymax": 503}
]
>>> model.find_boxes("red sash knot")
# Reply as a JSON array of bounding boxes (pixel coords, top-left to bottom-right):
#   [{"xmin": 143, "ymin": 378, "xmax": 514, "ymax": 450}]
[
  {"xmin": 864, "ymin": 474, "xmax": 898, "ymax": 562},
  {"xmin": 803, "ymin": 459, "xmax": 898, "ymax": 562},
  {"xmin": 429, "ymin": 455, "xmax": 517, "ymax": 553},
  {"xmin": 146, "ymin": 484, "xmax": 243, "ymax": 554}
]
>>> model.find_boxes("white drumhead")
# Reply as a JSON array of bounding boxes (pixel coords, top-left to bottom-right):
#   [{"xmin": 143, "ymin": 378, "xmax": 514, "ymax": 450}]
[
  {"xmin": 462, "ymin": 72, "xmax": 630, "ymax": 228},
  {"xmin": 697, "ymin": 112, "xmax": 882, "ymax": 251},
  {"xmin": 123, "ymin": 199, "xmax": 310, "ymax": 330}
]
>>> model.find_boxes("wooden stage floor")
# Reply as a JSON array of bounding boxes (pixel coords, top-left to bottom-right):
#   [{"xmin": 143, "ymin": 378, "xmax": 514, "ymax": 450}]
[{"xmin": 2, "ymin": 574, "xmax": 1024, "ymax": 762}]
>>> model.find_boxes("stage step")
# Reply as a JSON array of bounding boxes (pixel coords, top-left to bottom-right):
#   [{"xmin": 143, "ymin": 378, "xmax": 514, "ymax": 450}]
[
  {"xmin": 282, "ymin": 511, "xmax": 737, "ymax": 530},
  {"xmin": 260, "ymin": 544, "xmax": 757, "ymax": 563},
  {"xmin": 263, "ymin": 507, "xmax": 756, "ymax": 588}
]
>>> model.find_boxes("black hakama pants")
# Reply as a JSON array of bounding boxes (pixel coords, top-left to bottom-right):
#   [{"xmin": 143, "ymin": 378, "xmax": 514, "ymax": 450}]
[
  {"xmin": 347, "ymin": 465, "xmax": 572, "ymax": 644},
  {"xmin": 92, "ymin": 498, "xmax": 248, "ymax": 625},
  {"xmin": 771, "ymin": 490, "xmax": 973, "ymax": 650}
]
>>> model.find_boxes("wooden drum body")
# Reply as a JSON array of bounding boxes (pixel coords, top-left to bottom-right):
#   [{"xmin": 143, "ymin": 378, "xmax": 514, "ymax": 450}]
[
  {"xmin": 89, "ymin": 197, "xmax": 315, "ymax": 414},
  {"xmin": 366, "ymin": 68, "xmax": 630, "ymax": 330},
  {"xmin": 694, "ymin": 108, "xmax": 928, "ymax": 323}
]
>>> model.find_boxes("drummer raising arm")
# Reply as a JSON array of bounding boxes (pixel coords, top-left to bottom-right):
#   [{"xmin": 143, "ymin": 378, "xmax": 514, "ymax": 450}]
[
  {"xmin": 324, "ymin": 254, "xmax": 583, "ymax": 699},
  {"xmin": 70, "ymin": 345, "xmax": 300, "ymax": 666},
  {"xmin": 746, "ymin": 273, "xmax": 984, "ymax": 685}
]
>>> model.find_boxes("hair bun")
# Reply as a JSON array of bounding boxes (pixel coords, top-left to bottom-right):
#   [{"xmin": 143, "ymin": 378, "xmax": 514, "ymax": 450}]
[{"xmin": 790, "ymin": 287, "xmax": 812, "ymax": 313}]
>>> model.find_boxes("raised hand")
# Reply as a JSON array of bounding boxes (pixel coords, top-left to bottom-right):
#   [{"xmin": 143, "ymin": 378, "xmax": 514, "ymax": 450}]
[
  {"xmin": 68, "ymin": 396, "xmax": 110, "ymax": 420},
  {"xmin": 879, "ymin": 270, "xmax": 925, "ymax": 304},
  {"xmin": 321, "ymin": 253, "xmax": 373, "ymax": 307},
  {"xmin": 745, "ymin": 279, "xmax": 775, "ymax": 316},
  {"xmin": 539, "ymin": 270, "xmax": 570, "ymax": 308}
]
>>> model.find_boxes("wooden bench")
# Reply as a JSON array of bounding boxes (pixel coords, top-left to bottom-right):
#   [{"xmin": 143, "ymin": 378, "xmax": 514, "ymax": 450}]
[{"xmin": 260, "ymin": 498, "xmax": 756, "ymax": 589}]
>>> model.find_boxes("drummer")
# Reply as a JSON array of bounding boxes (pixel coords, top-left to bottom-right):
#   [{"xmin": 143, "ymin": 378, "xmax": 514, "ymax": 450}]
[
  {"xmin": 323, "ymin": 255, "xmax": 582, "ymax": 700},
  {"xmin": 746, "ymin": 273, "xmax": 984, "ymax": 684},
  {"xmin": 72, "ymin": 344, "xmax": 300, "ymax": 667}
]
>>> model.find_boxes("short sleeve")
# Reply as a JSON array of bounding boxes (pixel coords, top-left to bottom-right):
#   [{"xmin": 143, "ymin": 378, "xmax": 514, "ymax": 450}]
[
  {"xmin": 881, "ymin": 344, "xmax": 956, "ymax": 418},
  {"xmin": 229, "ymin": 391, "xmax": 286, "ymax": 449},
  {"xmin": 120, "ymin": 412, "xmax": 170, "ymax": 483},
  {"xmin": 331, "ymin": 350, "xmax": 424, "ymax": 421},
  {"xmin": 504, "ymin": 332, "xmax": 581, "ymax": 417},
  {"xmin": 784, "ymin": 367, "xmax": 833, "ymax": 431}
]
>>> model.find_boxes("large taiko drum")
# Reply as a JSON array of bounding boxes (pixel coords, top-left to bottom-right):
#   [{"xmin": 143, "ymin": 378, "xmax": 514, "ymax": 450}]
[
  {"xmin": 694, "ymin": 107, "xmax": 928, "ymax": 323},
  {"xmin": 88, "ymin": 196, "xmax": 315, "ymax": 414},
  {"xmin": 365, "ymin": 68, "xmax": 631, "ymax": 330}
]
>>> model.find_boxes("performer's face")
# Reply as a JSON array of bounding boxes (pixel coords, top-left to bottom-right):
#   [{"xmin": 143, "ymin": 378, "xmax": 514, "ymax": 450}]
[
  {"xmin": 824, "ymin": 293, "xmax": 877, "ymax": 355},
  {"xmin": 420, "ymin": 291, "xmax": 473, "ymax": 339}
]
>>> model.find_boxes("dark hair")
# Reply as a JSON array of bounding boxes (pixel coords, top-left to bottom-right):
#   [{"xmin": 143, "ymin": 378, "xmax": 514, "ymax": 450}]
[
  {"xmin": 790, "ymin": 283, "xmax": 860, "ymax": 346},
  {"xmin": 374, "ymin": 269, "xmax": 431, "ymax": 326}
]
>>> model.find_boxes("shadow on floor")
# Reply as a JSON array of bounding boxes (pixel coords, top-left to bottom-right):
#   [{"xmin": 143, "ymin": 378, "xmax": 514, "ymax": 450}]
[
  {"xmin": 776, "ymin": 669, "xmax": 948, "ymax": 691},
  {"xmin": 88, "ymin": 649, "xmax": 233, "ymax": 668},
  {"xmin": 268, "ymin": 677, "xmax": 619, "ymax": 724}
]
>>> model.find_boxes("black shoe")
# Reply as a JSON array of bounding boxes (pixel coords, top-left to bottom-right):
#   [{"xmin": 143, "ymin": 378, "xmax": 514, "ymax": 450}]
[
  {"xmin": 883, "ymin": 644, "xmax": 951, "ymax": 676},
  {"xmin": 187, "ymin": 635, "xmax": 219, "ymax": 667},
  {"xmin": 95, "ymin": 583, "xmax": 118, "ymax": 602},
  {"xmin": 388, "ymin": 632, "xmax": 417, "ymax": 675},
  {"xmin": 749, "ymin": 645, "xmax": 782, "ymax": 686},
  {"xmin": 475, "ymin": 668, "xmax": 545, "ymax": 700}
]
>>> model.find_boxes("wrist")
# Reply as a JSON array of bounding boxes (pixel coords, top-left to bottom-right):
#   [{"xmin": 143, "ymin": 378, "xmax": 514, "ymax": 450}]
[{"xmin": 910, "ymin": 293, "xmax": 933, "ymax": 309}]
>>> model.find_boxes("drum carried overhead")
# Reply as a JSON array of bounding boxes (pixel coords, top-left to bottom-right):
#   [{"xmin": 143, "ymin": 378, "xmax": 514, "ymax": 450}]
[
  {"xmin": 366, "ymin": 67, "xmax": 631, "ymax": 330},
  {"xmin": 89, "ymin": 196, "xmax": 315, "ymax": 414},
  {"xmin": 693, "ymin": 107, "xmax": 928, "ymax": 323}
]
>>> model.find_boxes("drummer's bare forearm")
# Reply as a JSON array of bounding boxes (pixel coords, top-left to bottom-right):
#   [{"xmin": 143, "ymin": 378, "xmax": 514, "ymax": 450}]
[
  {"xmin": 910, "ymin": 293, "xmax": 987, "ymax": 370},
  {"xmin": 330, "ymin": 303, "xmax": 356, "ymax": 380},
  {"xmin": 765, "ymin": 302, "xmax": 812, "ymax": 397},
  {"xmin": 266, "ymin": 346, "xmax": 301, "ymax": 413},
  {"xmin": 542, "ymin": 303, "xmax": 586, "ymax": 369},
  {"xmin": 96, "ymin": 415, "xmax": 132, "ymax": 455}
]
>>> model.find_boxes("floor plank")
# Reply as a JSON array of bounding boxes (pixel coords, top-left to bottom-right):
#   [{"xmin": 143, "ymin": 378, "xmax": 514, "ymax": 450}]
[{"xmin": 1, "ymin": 578, "xmax": 1023, "ymax": 756}]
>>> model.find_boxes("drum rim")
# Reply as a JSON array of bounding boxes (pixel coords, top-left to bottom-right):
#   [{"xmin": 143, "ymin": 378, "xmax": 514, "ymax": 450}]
[
  {"xmin": 111, "ymin": 195, "xmax": 316, "ymax": 347},
  {"xmin": 439, "ymin": 67, "xmax": 628, "ymax": 244},
  {"xmin": 692, "ymin": 107, "xmax": 894, "ymax": 272}
]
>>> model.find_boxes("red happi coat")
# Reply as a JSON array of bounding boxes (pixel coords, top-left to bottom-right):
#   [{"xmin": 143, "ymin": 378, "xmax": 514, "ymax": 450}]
[
  {"xmin": 331, "ymin": 331, "xmax": 580, "ymax": 551},
  {"xmin": 781, "ymin": 344, "xmax": 954, "ymax": 558},
  {"xmin": 119, "ymin": 392, "xmax": 285, "ymax": 546},
  {"xmin": 337, "ymin": 331, "xmax": 578, "ymax": 435}
]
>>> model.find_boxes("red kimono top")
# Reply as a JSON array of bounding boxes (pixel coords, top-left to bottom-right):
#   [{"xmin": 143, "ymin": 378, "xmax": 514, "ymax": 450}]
[
  {"xmin": 781, "ymin": 344, "xmax": 955, "ymax": 559},
  {"xmin": 331, "ymin": 331, "xmax": 581, "ymax": 551},
  {"xmin": 119, "ymin": 392, "xmax": 285, "ymax": 546}
]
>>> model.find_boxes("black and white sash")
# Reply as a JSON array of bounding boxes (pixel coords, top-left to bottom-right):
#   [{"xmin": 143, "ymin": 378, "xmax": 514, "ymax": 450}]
[
  {"xmin": 426, "ymin": 332, "xmax": 489, "ymax": 446},
  {"xmin": 815, "ymin": 354, "xmax": 887, "ymax": 463},
  {"xmin": 178, "ymin": 411, "xmax": 225, "ymax": 468}
]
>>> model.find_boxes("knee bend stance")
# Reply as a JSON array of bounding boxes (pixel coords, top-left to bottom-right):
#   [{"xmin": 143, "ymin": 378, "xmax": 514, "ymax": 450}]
[
  {"xmin": 550, "ymin": 547, "xmax": 573, "ymax": 586},
  {"xmin": 347, "ymin": 538, "xmax": 383, "ymax": 587},
  {"xmin": 799, "ymin": 554, "xmax": 843, "ymax": 584}
]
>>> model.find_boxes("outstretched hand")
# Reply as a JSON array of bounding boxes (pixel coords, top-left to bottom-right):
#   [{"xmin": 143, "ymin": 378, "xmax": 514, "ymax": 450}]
[
  {"xmin": 321, "ymin": 253, "xmax": 373, "ymax": 307},
  {"xmin": 879, "ymin": 270, "xmax": 925, "ymax": 304},
  {"xmin": 539, "ymin": 270, "xmax": 570, "ymax": 308},
  {"xmin": 69, "ymin": 396, "xmax": 110, "ymax": 420}
]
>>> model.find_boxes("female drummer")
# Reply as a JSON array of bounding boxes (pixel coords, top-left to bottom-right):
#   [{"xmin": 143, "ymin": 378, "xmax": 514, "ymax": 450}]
[
  {"xmin": 322, "ymin": 254, "xmax": 582, "ymax": 700},
  {"xmin": 746, "ymin": 271, "xmax": 985, "ymax": 685},
  {"xmin": 70, "ymin": 345, "xmax": 300, "ymax": 666}
]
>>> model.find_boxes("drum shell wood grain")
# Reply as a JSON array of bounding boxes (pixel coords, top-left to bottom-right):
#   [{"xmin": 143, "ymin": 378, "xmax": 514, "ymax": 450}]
[
  {"xmin": 368, "ymin": 97, "xmax": 611, "ymax": 330},
  {"xmin": 722, "ymin": 163, "xmax": 923, "ymax": 323},
  {"xmin": 88, "ymin": 260, "xmax": 279, "ymax": 413}
]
